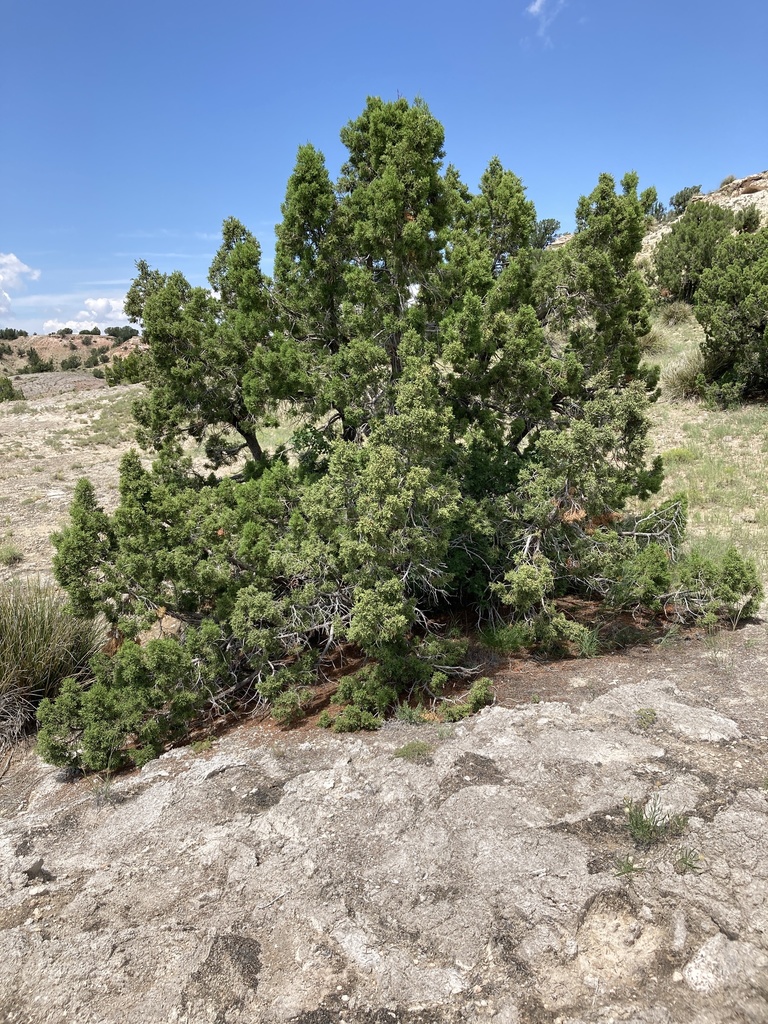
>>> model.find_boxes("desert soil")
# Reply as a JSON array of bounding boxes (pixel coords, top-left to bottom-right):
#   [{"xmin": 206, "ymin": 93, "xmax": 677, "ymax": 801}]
[{"xmin": 1, "ymin": 374, "xmax": 767, "ymax": 1023}]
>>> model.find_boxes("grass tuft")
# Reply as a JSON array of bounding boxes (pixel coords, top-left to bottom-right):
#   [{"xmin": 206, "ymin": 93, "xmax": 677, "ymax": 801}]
[{"xmin": 0, "ymin": 579, "xmax": 105, "ymax": 748}]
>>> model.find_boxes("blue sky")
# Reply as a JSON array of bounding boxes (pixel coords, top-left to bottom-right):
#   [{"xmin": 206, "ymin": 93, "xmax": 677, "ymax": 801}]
[{"xmin": 3, "ymin": 0, "xmax": 766, "ymax": 334}]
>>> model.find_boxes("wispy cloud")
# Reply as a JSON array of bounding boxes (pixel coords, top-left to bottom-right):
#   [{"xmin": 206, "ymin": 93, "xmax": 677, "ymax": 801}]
[
  {"xmin": 526, "ymin": 0, "xmax": 567, "ymax": 38},
  {"xmin": 0, "ymin": 253, "xmax": 41, "ymax": 316}
]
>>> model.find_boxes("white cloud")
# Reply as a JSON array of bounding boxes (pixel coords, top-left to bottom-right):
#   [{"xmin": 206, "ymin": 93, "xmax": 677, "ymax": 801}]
[
  {"xmin": 526, "ymin": 0, "xmax": 566, "ymax": 36},
  {"xmin": 0, "ymin": 253, "xmax": 41, "ymax": 316},
  {"xmin": 43, "ymin": 295, "xmax": 128, "ymax": 333}
]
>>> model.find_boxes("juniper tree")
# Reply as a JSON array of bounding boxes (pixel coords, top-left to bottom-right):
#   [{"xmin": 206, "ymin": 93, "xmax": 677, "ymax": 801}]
[{"xmin": 42, "ymin": 96, "xmax": 761, "ymax": 768}]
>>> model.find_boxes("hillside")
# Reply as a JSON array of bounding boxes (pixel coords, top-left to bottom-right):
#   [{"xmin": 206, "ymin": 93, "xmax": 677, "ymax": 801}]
[{"xmin": 641, "ymin": 170, "xmax": 768, "ymax": 257}]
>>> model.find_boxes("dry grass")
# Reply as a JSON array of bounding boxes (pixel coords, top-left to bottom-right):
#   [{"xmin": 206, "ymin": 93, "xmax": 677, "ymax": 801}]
[
  {"xmin": 0, "ymin": 578, "xmax": 106, "ymax": 748},
  {"xmin": 643, "ymin": 311, "xmax": 768, "ymax": 582}
]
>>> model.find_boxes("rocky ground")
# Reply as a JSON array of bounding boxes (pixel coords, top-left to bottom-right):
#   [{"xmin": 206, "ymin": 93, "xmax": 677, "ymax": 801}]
[{"xmin": 1, "ymin": 375, "xmax": 767, "ymax": 1023}]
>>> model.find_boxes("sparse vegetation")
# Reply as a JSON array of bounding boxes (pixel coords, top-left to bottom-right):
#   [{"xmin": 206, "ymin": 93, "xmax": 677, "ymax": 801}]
[
  {"xmin": 393, "ymin": 739, "xmax": 433, "ymax": 763},
  {"xmin": 625, "ymin": 796, "xmax": 687, "ymax": 848},
  {"xmin": 614, "ymin": 854, "xmax": 644, "ymax": 878},
  {"xmin": 675, "ymin": 846, "xmax": 704, "ymax": 874},
  {"xmin": 634, "ymin": 708, "xmax": 657, "ymax": 730}
]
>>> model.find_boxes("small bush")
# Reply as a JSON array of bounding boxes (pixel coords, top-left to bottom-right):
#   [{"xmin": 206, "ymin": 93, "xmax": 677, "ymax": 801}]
[
  {"xmin": 479, "ymin": 622, "xmax": 533, "ymax": 654},
  {"xmin": 669, "ymin": 185, "xmax": 701, "ymax": 216},
  {"xmin": 0, "ymin": 580, "xmax": 105, "ymax": 748},
  {"xmin": 625, "ymin": 796, "xmax": 686, "ymax": 847},
  {"xmin": 105, "ymin": 350, "xmax": 152, "ymax": 385},
  {"xmin": 676, "ymin": 546, "xmax": 763, "ymax": 626},
  {"xmin": 60, "ymin": 355, "xmax": 82, "ymax": 371},
  {"xmin": 662, "ymin": 446, "xmax": 698, "ymax": 465},
  {"xmin": 657, "ymin": 300, "xmax": 690, "ymax": 326},
  {"xmin": 0, "ymin": 376, "xmax": 24, "ymax": 402},
  {"xmin": 36, "ymin": 636, "xmax": 209, "ymax": 771},
  {"xmin": 661, "ymin": 349, "xmax": 711, "ymax": 400},
  {"xmin": 735, "ymin": 204, "xmax": 761, "ymax": 234},
  {"xmin": 329, "ymin": 705, "xmax": 381, "ymax": 733},
  {"xmin": 271, "ymin": 687, "xmax": 313, "ymax": 726},
  {"xmin": 394, "ymin": 740, "xmax": 433, "ymax": 763},
  {"xmin": 442, "ymin": 677, "xmax": 494, "ymax": 721},
  {"xmin": 719, "ymin": 175, "xmax": 736, "ymax": 188},
  {"xmin": 0, "ymin": 542, "xmax": 23, "ymax": 566},
  {"xmin": 19, "ymin": 348, "xmax": 55, "ymax": 374},
  {"xmin": 637, "ymin": 329, "xmax": 666, "ymax": 356}
]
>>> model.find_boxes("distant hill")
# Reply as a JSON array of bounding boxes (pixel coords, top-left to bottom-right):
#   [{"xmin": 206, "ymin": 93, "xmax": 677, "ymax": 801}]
[
  {"xmin": 642, "ymin": 170, "xmax": 768, "ymax": 257},
  {"xmin": 0, "ymin": 331, "xmax": 145, "ymax": 377}
]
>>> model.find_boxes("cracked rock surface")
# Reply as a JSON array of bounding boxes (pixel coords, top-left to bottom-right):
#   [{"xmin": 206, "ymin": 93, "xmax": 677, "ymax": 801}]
[{"xmin": 2, "ymin": 624, "xmax": 768, "ymax": 1023}]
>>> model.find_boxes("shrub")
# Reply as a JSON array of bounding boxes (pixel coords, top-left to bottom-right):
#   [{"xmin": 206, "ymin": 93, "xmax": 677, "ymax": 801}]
[
  {"xmin": 329, "ymin": 705, "xmax": 381, "ymax": 733},
  {"xmin": 694, "ymin": 228, "xmax": 768, "ymax": 396},
  {"xmin": 669, "ymin": 185, "xmax": 701, "ymax": 216},
  {"xmin": 655, "ymin": 202, "xmax": 735, "ymax": 302},
  {"xmin": 36, "ymin": 636, "xmax": 210, "ymax": 771},
  {"xmin": 661, "ymin": 348, "xmax": 712, "ymax": 400},
  {"xmin": 735, "ymin": 204, "xmax": 761, "ymax": 234},
  {"xmin": 60, "ymin": 355, "xmax": 82, "ymax": 371},
  {"xmin": 442, "ymin": 677, "xmax": 494, "ymax": 721},
  {"xmin": 625, "ymin": 796, "xmax": 685, "ymax": 847},
  {"xmin": 105, "ymin": 326, "xmax": 140, "ymax": 344},
  {"xmin": 0, "ymin": 580, "xmax": 104, "ymax": 748},
  {"xmin": 0, "ymin": 376, "xmax": 24, "ymax": 402},
  {"xmin": 19, "ymin": 348, "xmax": 55, "ymax": 374},
  {"xmin": 105, "ymin": 350, "xmax": 152, "ymax": 385},
  {"xmin": 270, "ymin": 686, "xmax": 313, "ymax": 726},
  {"xmin": 673, "ymin": 546, "xmax": 763, "ymax": 626},
  {"xmin": 394, "ymin": 740, "xmax": 433, "ymax": 762},
  {"xmin": 0, "ymin": 542, "xmax": 23, "ymax": 566},
  {"xmin": 719, "ymin": 175, "xmax": 736, "ymax": 188},
  {"xmin": 637, "ymin": 329, "xmax": 666, "ymax": 356}
]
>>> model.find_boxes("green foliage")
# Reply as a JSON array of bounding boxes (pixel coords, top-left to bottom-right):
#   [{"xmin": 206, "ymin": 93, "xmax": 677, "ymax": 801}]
[
  {"xmin": 735, "ymin": 204, "xmax": 761, "ymax": 234},
  {"xmin": 105, "ymin": 349, "xmax": 152, "ymax": 384},
  {"xmin": 694, "ymin": 228, "xmax": 768, "ymax": 397},
  {"xmin": 669, "ymin": 185, "xmax": 701, "ymax": 216},
  {"xmin": 634, "ymin": 707, "xmax": 657, "ymax": 731},
  {"xmin": 44, "ymin": 96, "xmax": 727, "ymax": 767},
  {"xmin": 328, "ymin": 705, "xmax": 381, "ymax": 733},
  {"xmin": 0, "ymin": 540, "xmax": 23, "ymax": 566},
  {"xmin": 105, "ymin": 325, "xmax": 140, "ymax": 343},
  {"xmin": 530, "ymin": 217, "xmax": 560, "ymax": 249},
  {"xmin": 393, "ymin": 740, "xmax": 433, "ymax": 763},
  {"xmin": 657, "ymin": 300, "xmax": 691, "ymax": 326},
  {"xmin": 60, "ymin": 354, "xmax": 82, "ymax": 371},
  {"xmin": 442, "ymin": 677, "xmax": 494, "ymax": 721},
  {"xmin": 479, "ymin": 622, "xmax": 533, "ymax": 654},
  {"xmin": 36, "ymin": 636, "xmax": 210, "ymax": 771},
  {"xmin": 0, "ymin": 376, "xmax": 24, "ymax": 401},
  {"xmin": 675, "ymin": 545, "xmax": 763, "ymax": 626},
  {"xmin": 270, "ymin": 687, "xmax": 313, "ymax": 726},
  {"xmin": 0, "ymin": 327, "xmax": 28, "ymax": 340},
  {"xmin": 655, "ymin": 202, "xmax": 735, "ymax": 302},
  {"xmin": 625, "ymin": 796, "xmax": 686, "ymax": 847},
  {"xmin": 20, "ymin": 347, "xmax": 55, "ymax": 374}
]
